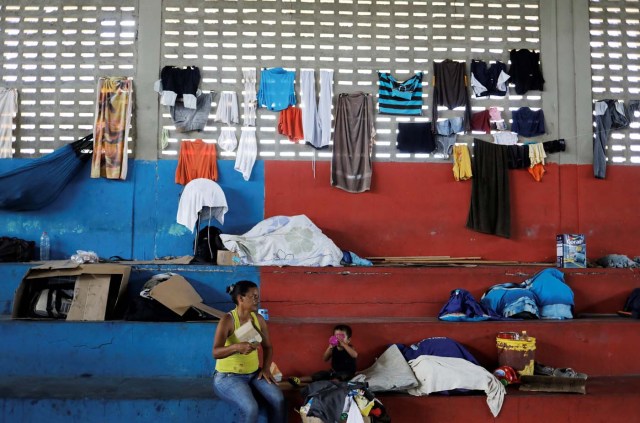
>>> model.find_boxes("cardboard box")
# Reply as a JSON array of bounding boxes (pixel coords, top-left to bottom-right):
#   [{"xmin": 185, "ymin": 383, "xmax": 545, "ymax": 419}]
[
  {"xmin": 217, "ymin": 250, "xmax": 240, "ymax": 266},
  {"xmin": 149, "ymin": 274, "xmax": 225, "ymax": 320},
  {"xmin": 12, "ymin": 261, "xmax": 130, "ymax": 321},
  {"xmin": 556, "ymin": 234, "xmax": 587, "ymax": 268}
]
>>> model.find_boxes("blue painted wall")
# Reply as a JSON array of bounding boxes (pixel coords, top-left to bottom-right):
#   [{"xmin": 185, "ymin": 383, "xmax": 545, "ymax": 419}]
[
  {"xmin": 0, "ymin": 320, "xmax": 218, "ymax": 378},
  {"xmin": 0, "ymin": 264, "xmax": 260, "ymax": 376},
  {"xmin": 0, "ymin": 264, "xmax": 32, "ymax": 316},
  {"xmin": 0, "ymin": 158, "xmax": 265, "ymax": 261}
]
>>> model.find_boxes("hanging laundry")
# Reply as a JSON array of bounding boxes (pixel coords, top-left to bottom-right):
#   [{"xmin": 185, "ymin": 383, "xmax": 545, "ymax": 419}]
[
  {"xmin": 543, "ymin": 138, "xmax": 566, "ymax": 154},
  {"xmin": 215, "ymin": 91, "xmax": 240, "ymax": 125},
  {"xmin": 159, "ymin": 128, "xmax": 169, "ymax": 150},
  {"xmin": 488, "ymin": 107, "xmax": 507, "ymax": 131},
  {"xmin": 436, "ymin": 135, "xmax": 457, "ymax": 157},
  {"xmin": 488, "ymin": 106, "xmax": 503, "ymax": 121},
  {"xmin": 435, "ymin": 116, "xmax": 464, "ymax": 136},
  {"xmin": 528, "ymin": 164, "xmax": 545, "ymax": 182},
  {"xmin": 492, "ymin": 132, "xmax": 518, "ymax": 145},
  {"xmin": 396, "ymin": 122, "xmax": 435, "ymax": 153},
  {"xmin": 466, "ymin": 139, "xmax": 511, "ymax": 238},
  {"xmin": 628, "ymin": 99, "xmax": 640, "ymax": 121},
  {"xmin": 91, "ymin": 77, "xmax": 133, "ymax": 180},
  {"xmin": 435, "ymin": 117, "xmax": 463, "ymax": 158},
  {"xmin": 257, "ymin": 67, "xmax": 296, "ymax": 111},
  {"xmin": 378, "ymin": 72, "xmax": 423, "ymax": 116},
  {"xmin": 529, "ymin": 143, "xmax": 546, "ymax": 166},
  {"xmin": 331, "ymin": 92, "xmax": 375, "ymax": 193},
  {"xmin": 170, "ymin": 92, "xmax": 212, "ymax": 133},
  {"xmin": 300, "ymin": 69, "xmax": 333, "ymax": 149},
  {"xmin": 470, "ymin": 60, "xmax": 510, "ymax": 97},
  {"xmin": 0, "ymin": 88, "xmax": 18, "ymax": 158},
  {"xmin": 156, "ymin": 66, "xmax": 201, "ymax": 109},
  {"xmin": 511, "ymin": 107, "xmax": 545, "ymax": 137},
  {"xmin": 508, "ymin": 49, "xmax": 545, "ymax": 95},
  {"xmin": 432, "ymin": 60, "xmax": 472, "ymax": 132},
  {"xmin": 175, "ymin": 139, "xmax": 218, "ymax": 185},
  {"xmin": 507, "ymin": 144, "xmax": 531, "ymax": 169},
  {"xmin": 452, "ymin": 144, "xmax": 472, "ymax": 181},
  {"xmin": 242, "ymin": 69, "xmax": 257, "ymax": 126},
  {"xmin": 176, "ymin": 178, "xmax": 228, "ymax": 232},
  {"xmin": 594, "ymin": 99, "xmax": 630, "ymax": 179},
  {"xmin": 234, "ymin": 128, "xmax": 258, "ymax": 181},
  {"xmin": 217, "ymin": 127, "xmax": 238, "ymax": 152},
  {"xmin": 528, "ymin": 143, "xmax": 547, "ymax": 182},
  {"xmin": 471, "ymin": 110, "xmax": 491, "ymax": 134},
  {"xmin": 277, "ymin": 106, "xmax": 304, "ymax": 142}
]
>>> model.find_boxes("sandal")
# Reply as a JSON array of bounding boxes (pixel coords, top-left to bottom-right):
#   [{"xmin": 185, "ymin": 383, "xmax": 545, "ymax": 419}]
[{"xmin": 288, "ymin": 376, "xmax": 302, "ymax": 388}]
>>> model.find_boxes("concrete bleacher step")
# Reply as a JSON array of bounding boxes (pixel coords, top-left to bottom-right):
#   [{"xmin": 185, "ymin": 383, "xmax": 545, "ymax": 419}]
[
  {"xmin": 2, "ymin": 374, "xmax": 638, "ymax": 422},
  {"xmin": 1, "ymin": 264, "xmax": 639, "ymax": 422},
  {"xmin": 260, "ymin": 266, "xmax": 640, "ymax": 317},
  {"xmin": 268, "ymin": 317, "xmax": 640, "ymax": 377},
  {"xmin": 374, "ymin": 375, "xmax": 640, "ymax": 422},
  {"xmin": 0, "ymin": 377, "xmax": 269, "ymax": 423}
]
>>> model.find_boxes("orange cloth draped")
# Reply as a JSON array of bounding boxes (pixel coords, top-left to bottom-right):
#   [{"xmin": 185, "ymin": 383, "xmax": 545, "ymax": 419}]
[{"xmin": 175, "ymin": 139, "xmax": 218, "ymax": 185}]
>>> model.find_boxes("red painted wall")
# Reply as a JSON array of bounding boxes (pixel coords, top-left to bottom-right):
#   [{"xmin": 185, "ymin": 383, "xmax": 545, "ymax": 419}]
[{"xmin": 265, "ymin": 161, "xmax": 640, "ymax": 262}]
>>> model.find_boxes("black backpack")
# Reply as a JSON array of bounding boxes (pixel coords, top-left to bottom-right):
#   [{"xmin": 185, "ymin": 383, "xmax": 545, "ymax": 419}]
[
  {"xmin": 194, "ymin": 225, "xmax": 226, "ymax": 264},
  {"xmin": 0, "ymin": 236, "xmax": 35, "ymax": 262}
]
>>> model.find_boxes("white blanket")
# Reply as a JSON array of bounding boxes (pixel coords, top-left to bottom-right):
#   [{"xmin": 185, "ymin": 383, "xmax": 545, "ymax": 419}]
[
  {"xmin": 407, "ymin": 355, "xmax": 505, "ymax": 417},
  {"xmin": 351, "ymin": 344, "xmax": 418, "ymax": 392},
  {"xmin": 220, "ymin": 215, "xmax": 343, "ymax": 266}
]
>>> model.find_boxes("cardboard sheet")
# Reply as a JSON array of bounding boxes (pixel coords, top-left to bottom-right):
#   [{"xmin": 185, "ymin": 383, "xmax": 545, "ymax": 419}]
[{"xmin": 149, "ymin": 275, "xmax": 225, "ymax": 319}]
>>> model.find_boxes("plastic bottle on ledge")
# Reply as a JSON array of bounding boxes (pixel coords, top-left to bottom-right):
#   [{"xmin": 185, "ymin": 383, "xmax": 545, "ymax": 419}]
[{"xmin": 40, "ymin": 231, "xmax": 50, "ymax": 261}]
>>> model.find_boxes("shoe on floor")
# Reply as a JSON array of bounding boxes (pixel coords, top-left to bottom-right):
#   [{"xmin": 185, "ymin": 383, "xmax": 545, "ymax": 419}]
[
  {"xmin": 552, "ymin": 367, "xmax": 588, "ymax": 380},
  {"xmin": 534, "ymin": 362, "xmax": 555, "ymax": 376}
]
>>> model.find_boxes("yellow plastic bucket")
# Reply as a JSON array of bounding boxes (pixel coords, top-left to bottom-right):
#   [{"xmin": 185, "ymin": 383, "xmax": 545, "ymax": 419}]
[{"xmin": 496, "ymin": 334, "xmax": 536, "ymax": 376}]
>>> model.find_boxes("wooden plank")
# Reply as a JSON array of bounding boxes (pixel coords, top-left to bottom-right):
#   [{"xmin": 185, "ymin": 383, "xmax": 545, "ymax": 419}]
[{"xmin": 519, "ymin": 375, "xmax": 587, "ymax": 394}]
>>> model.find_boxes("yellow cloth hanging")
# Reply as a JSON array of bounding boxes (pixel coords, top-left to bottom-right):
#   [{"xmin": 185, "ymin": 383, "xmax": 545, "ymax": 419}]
[{"xmin": 453, "ymin": 144, "xmax": 473, "ymax": 181}]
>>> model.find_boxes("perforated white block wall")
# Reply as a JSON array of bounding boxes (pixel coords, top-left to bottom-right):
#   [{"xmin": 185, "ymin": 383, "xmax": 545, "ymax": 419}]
[
  {"xmin": 0, "ymin": 2, "xmax": 137, "ymax": 157},
  {"xmin": 160, "ymin": 0, "xmax": 541, "ymax": 161},
  {"xmin": 590, "ymin": 0, "xmax": 640, "ymax": 164}
]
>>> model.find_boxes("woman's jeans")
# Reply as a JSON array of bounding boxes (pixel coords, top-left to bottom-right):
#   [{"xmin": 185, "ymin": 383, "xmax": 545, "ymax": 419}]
[{"xmin": 213, "ymin": 370, "xmax": 286, "ymax": 423}]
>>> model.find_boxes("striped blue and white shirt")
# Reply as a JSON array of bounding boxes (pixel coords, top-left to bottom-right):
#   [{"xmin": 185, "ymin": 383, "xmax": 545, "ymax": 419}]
[{"xmin": 378, "ymin": 72, "xmax": 423, "ymax": 116}]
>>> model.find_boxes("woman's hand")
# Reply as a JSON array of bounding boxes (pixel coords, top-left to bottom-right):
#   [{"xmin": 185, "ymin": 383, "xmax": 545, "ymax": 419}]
[
  {"xmin": 235, "ymin": 342, "xmax": 257, "ymax": 355},
  {"xmin": 258, "ymin": 367, "xmax": 277, "ymax": 384}
]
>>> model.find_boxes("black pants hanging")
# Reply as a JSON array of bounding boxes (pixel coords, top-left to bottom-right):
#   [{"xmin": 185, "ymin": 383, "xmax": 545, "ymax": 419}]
[{"xmin": 466, "ymin": 139, "xmax": 511, "ymax": 238}]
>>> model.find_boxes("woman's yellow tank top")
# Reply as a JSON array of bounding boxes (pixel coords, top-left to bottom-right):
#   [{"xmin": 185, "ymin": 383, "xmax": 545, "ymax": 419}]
[{"xmin": 215, "ymin": 309, "xmax": 260, "ymax": 374}]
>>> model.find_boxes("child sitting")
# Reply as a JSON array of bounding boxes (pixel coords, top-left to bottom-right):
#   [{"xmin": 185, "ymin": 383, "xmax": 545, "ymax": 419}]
[{"xmin": 289, "ymin": 324, "xmax": 358, "ymax": 386}]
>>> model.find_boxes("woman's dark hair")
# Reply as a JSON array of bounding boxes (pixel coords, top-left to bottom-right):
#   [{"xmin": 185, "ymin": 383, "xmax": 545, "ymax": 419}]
[
  {"xmin": 333, "ymin": 324, "xmax": 352, "ymax": 338},
  {"xmin": 226, "ymin": 280, "xmax": 258, "ymax": 305}
]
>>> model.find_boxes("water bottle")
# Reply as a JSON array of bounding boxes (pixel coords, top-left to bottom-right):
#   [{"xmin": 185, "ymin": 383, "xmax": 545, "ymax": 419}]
[{"xmin": 40, "ymin": 231, "xmax": 50, "ymax": 261}]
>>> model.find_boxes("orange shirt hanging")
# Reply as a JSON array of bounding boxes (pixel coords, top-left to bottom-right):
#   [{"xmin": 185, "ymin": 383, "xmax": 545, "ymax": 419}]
[{"xmin": 175, "ymin": 139, "xmax": 218, "ymax": 185}]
